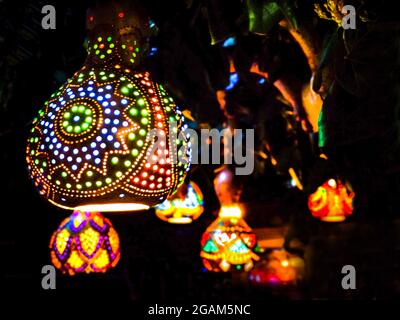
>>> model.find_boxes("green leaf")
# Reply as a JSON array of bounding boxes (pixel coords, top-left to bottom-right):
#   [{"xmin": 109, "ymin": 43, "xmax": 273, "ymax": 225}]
[{"xmin": 247, "ymin": 0, "xmax": 283, "ymax": 35}]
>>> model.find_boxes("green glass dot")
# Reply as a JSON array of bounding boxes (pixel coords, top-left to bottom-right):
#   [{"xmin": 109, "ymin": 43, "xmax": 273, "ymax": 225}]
[
  {"xmin": 96, "ymin": 181, "xmax": 102, "ymax": 187},
  {"xmin": 121, "ymin": 87, "xmax": 129, "ymax": 94},
  {"xmin": 132, "ymin": 149, "xmax": 139, "ymax": 156},
  {"xmin": 74, "ymin": 126, "xmax": 81, "ymax": 133},
  {"xmin": 71, "ymin": 106, "xmax": 78, "ymax": 112},
  {"xmin": 133, "ymin": 91, "xmax": 140, "ymax": 96},
  {"xmin": 34, "ymin": 159, "xmax": 39, "ymax": 165},
  {"xmin": 141, "ymin": 109, "xmax": 148, "ymax": 116},
  {"xmin": 110, "ymin": 43, "xmax": 115, "ymax": 49},
  {"xmin": 107, "ymin": 36, "xmax": 112, "ymax": 42},
  {"xmin": 85, "ymin": 117, "xmax": 92, "ymax": 123},
  {"xmin": 139, "ymin": 129, "xmax": 146, "ymax": 136},
  {"xmin": 85, "ymin": 109, "xmax": 92, "ymax": 115},
  {"xmin": 64, "ymin": 112, "xmax": 71, "ymax": 119},
  {"xmin": 63, "ymin": 121, "xmax": 69, "ymax": 127},
  {"xmin": 95, "ymin": 50, "xmax": 100, "ymax": 55},
  {"xmin": 100, "ymin": 54, "xmax": 105, "ymax": 59},
  {"xmin": 101, "ymin": 76, "xmax": 107, "ymax": 80},
  {"xmin": 94, "ymin": 44, "xmax": 98, "ymax": 49},
  {"xmin": 129, "ymin": 108, "xmax": 138, "ymax": 116},
  {"xmin": 107, "ymin": 49, "xmax": 112, "ymax": 54},
  {"xmin": 116, "ymin": 171, "xmax": 123, "ymax": 178},
  {"xmin": 87, "ymin": 171, "xmax": 93, "ymax": 177},
  {"xmin": 121, "ymin": 44, "xmax": 126, "ymax": 49},
  {"xmin": 85, "ymin": 182, "xmax": 92, "ymax": 188},
  {"xmin": 128, "ymin": 133, "xmax": 136, "ymax": 140},
  {"xmin": 56, "ymin": 180, "xmax": 61, "ymax": 185},
  {"xmin": 124, "ymin": 160, "xmax": 131, "ymax": 167},
  {"xmin": 97, "ymin": 37, "xmax": 102, "ymax": 42},
  {"xmin": 78, "ymin": 106, "xmax": 85, "ymax": 112},
  {"xmin": 137, "ymin": 140, "xmax": 144, "ymax": 147},
  {"xmin": 67, "ymin": 126, "xmax": 73, "ymax": 132},
  {"xmin": 141, "ymin": 118, "xmax": 148, "ymax": 125},
  {"xmin": 135, "ymin": 47, "xmax": 139, "ymax": 53},
  {"xmin": 106, "ymin": 178, "xmax": 112, "ymax": 184},
  {"xmin": 77, "ymin": 184, "xmax": 82, "ymax": 190},
  {"xmin": 130, "ymin": 59, "xmax": 135, "ymax": 63},
  {"xmin": 47, "ymin": 175, "xmax": 52, "ymax": 180},
  {"xmin": 109, "ymin": 73, "xmax": 115, "ymax": 78},
  {"xmin": 66, "ymin": 183, "xmax": 72, "ymax": 189},
  {"xmin": 82, "ymin": 123, "xmax": 89, "ymax": 130},
  {"xmin": 111, "ymin": 157, "xmax": 119, "ymax": 165},
  {"xmin": 137, "ymin": 99, "xmax": 145, "ymax": 106}
]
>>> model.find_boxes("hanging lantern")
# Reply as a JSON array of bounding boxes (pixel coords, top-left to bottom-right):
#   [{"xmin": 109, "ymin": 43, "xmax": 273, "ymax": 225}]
[
  {"xmin": 50, "ymin": 211, "xmax": 120, "ymax": 275},
  {"xmin": 26, "ymin": 8, "xmax": 191, "ymax": 213},
  {"xmin": 308, "ymin": 178, "xmax": 354, "ymax": 222},
  {"xmin": 200, "ymin": 205, "xmax": 260, "ymax": 272},
  {"xmin": 248, "ymin": 249, "xmax": 305, "ymax": 286},
  {"xmin": 155, "ymin": 181, "xmax": 204, "ymax": 224}
]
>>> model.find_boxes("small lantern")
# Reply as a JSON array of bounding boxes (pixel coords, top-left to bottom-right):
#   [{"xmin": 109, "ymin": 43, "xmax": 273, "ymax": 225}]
[
  {"xmin": 155, "ymin": 181, "xmax": 204, "ymax": 224},
  {"xmin": 50, "ymin": 211, "xmax": 120, "ymax": 275},
  {"xmin": 308, "ymin": 178, "xmax": 354, "ymax": 222},
  {"xmin": 200, "ymin": 205, "xmax": 260, "ymax": 272},
  {"xmin": 248, "ymin": 249, "xmax": 305, "ymax": 286}
]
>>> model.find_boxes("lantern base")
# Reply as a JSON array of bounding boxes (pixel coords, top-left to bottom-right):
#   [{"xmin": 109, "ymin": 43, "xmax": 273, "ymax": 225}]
[
  {"xmin": 320, "ymin": 216, "xmax": 346, "ymax": 222},
  {"xmin": 49, "ymin": 199, "xmax": 149, "ymax": 212},
  {"xmin": 167, "ymin": 217, "xmax": 193, "ymax": 224}
]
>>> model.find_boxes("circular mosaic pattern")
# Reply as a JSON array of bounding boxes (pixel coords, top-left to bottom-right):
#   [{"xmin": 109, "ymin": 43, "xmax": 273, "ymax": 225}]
[{"xmin": 27, "ymin": 68, "xmax": 191, "ymax": 211}]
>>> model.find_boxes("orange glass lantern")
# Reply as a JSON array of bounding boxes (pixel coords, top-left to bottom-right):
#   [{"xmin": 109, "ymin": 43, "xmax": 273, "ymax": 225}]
[
  {"xmin": 50, "ymin": 211, "xmax": 120, "ymax": 275},
  {"xmin": 200, "ymin": 205, "xmax": 260, "ymax": 272},
  {"xmin": 155, "ymin": 181, "xmax": 204, "ymax": 224},
  {"xmin": 249, "ymin": 249, "xmax": 305, "ymax": 285},
  {"xmin": 308, "ymin": 178, "xmax": 354, "ymax": 222}
]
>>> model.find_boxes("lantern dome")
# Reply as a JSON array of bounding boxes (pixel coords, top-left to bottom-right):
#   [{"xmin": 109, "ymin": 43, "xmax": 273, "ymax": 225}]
[
  {"xmin": 50, "ymin": 211, "xmax": 120, "ymax": 275},
  {"xmin": 200, "ymin": 205, "xmax": 260, "ymax": 272},
  {"xmin": 26, "ymin": 20, "xmax": 190, "ymax": 212},
  {"xmin": 308, "ymin": 178, "xmax": 354, "ymax": 222},
  {"xmin": 155, "ymin": 181, "xmax": 204, "ymax": 224}
]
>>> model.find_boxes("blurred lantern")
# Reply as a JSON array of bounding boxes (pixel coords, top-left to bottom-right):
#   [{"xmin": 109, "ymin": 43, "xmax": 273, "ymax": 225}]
[
  {"xmin": 26, "ymin": 5, "xmax": 191, "ymax": 213},
  {"xmin": 308, "ymin": 178, "xmax": 354, "ymax": 222},
  {"xmin": 200, "ymin": 205, "xmax": 260, "ymax": 272},
  {"xmin": 213, "ymin": 167, "xmax": 242, "ymax": 206},
  {"xmin": 248, "ymin": 249, "xmax": 305, "ymax": 286},
  {"xmin": 50, "ymin": 211, "xmax": 120, "ymax": 275},
  {"xmin": 155, "ymin": 181, "xmax": 204, "ymax": 224}
]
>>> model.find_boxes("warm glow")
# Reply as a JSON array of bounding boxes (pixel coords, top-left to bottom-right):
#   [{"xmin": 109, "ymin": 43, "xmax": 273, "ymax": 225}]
[
  {"xmin": 219, "ymin": 205, "xmax": 242, "ymax": 218},
  {"xmin": 75, "ymin": 203, "xmax": 149, "ymax": 212}
]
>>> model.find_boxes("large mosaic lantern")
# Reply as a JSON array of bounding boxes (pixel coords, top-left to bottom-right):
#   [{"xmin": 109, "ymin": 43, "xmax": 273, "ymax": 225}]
[
  {"xmin": 200, "ymin": 205, "xmax": 260, "ymax": 272},
  {"xmin": 50, "ymin": 211, "xmax": 120, "ymax": 275},
  {"xmin": 308, "ymin": 178, "xmax": 354, "ymax": 222},
  {"xmin": 26, "ymin": 5, "xmax": 190, "ymax": 213},
  {"xmin": 155, "ymin": 181, "xmax": 204, "ymax": 224}
]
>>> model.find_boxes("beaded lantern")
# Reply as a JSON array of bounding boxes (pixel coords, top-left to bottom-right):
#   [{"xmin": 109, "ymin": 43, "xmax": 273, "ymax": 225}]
[
  {"xmin": 155, "ymin": 181, "xmax": 204, "ymax": 224},
  {"xmin": 26, "ymin": 6, "xmax": 190, "ymax": 213},
  {"xmin": 248, "ymin": 249, "xmax": 305, "ymax": 286},
  {"xmin": 308, "ymin": 178, "xmax": 354, "ymax": 222},
  {"xmin": 50, "ymin": 211, "xmax": 120, "ymax": 275},
  {"xmin": 200, "ymin": 205, "xmax": 260, "ymax": 272}
]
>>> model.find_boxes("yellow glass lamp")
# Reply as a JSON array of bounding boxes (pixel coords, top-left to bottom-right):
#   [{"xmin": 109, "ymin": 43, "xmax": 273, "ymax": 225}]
[
  {"xmin": 155, "ymin": 181, "xmax": 204, "ymax": 224},
  {"xmin": 200, "ymin": 205, "xmax": 260, "ymax": 272},
  {"xmin": 308, "ymin": 178, "xmax": 354, "ymax": 222},
  {"xmin": 26, "ymin": 9, "xmax": 190, "ymax": 213},
  {"xmin": 50, "ymin": 211, "xmax": 120, "ymax": 275}
]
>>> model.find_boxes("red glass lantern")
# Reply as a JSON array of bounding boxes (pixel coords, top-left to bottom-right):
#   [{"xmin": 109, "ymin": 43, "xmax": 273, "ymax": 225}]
[
  {"xmin": 200, "ymin": 205, "xmax": 259, "ymax": 272},
  {"xmin": 308, "ymin": 178, "xmax": 354, "ymax": 222}
]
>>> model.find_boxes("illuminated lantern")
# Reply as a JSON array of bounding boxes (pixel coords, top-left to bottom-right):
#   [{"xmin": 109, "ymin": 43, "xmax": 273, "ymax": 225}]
[
  {"xmin": 50, "ymin": 211, "xmax": 120, "ymax": 275},
  {"xmin": 155, "ymin": 181, "xmax": 204, "ymax": 224},
  {"xmin": 200, "ymin": 205, "xmax": 260, "ymax": 272},
  {"xmin": 26, "ymin": 8, "xmax": 190, "ymax": 213},
  {"xmin": 308, "ymin": 178, "xmax": 354, "ymax": 222},
  {"xmin": 248, "ymin": 249, "xmax": 305, "ymax": 286}
]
